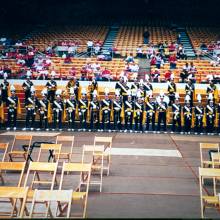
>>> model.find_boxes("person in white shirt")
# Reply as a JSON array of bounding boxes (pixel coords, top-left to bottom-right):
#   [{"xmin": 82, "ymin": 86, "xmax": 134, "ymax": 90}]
[
  {"xmin": 129, "ymin": 63, "xmax": 139, "ymax": 72},
  {"xmin": 136, "ymin": 45, "xmax": 143, "ymax": 58},
  {"xmin": 87, "ymin": 40, "xmax": 94, "ymax": 56}
]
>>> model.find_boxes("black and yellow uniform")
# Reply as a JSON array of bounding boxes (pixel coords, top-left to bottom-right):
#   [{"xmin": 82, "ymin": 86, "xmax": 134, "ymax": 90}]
[
  {"xmin": 134, "ymin": 98, "xmax": 145, "ymax": 132},
  {"xmin": 206, "ymin": 82, "xmax": 217, "ymax": 104},
  {"xmin": 88, "ymin": 80, "xmax": 98, "ymax": 100},
  {"xmin": 6, "ymin": 94, "xmax": 20, "ymax": 129},
  {"xmin": 89, "ymin": 97, "xmax": 100, "ymax": 130},
  {"xmin": 185, "ymin": 82, "xmax": 195, "ymax": 107},
  {"xmin": 0, "ymin": 79, "xmax": 9, "ymax": 103},
  {"xmin": 66, "ymin": 79, "xmax": 80, "ymax": 101},
  {"xmin": 115, "ymin": 81, "xmax": 129, "ymax": 102},
  {"xmin": 205, "ymin": 102, "xmax": 216, "ymax": 133},
  {"xmin": 217, "ymin": 103, "xmax": 220, "ymax": 133},
  {"xmin": 145, "ymin": 99, "xmax": 156, "ymax": 131},
  {"xmin": 78, "ymin": 96, "xmax": 88, "ymax": 130},
  {"xmin": 183, "ymin": 103, "xmax": 192, "ymax": 132},
  {"xmin": 24, "ymin": 94, "xmax": 39, "ymax": 129},
  {"xmin": 143, "ymin": 82, "xmax": 153, "ymax": 102},
  {"xmin": 131, "ymin": 82, "xmax": 139, "ymax": 101},
  {"xmin": 168, "ymin": 81, "xmax": 176, "ymax": 105},
  {"xmin": 157, "ymin": 100, "xmax": 168, "ymax": 132},
  {"xmin": 171, "ymin": 101, "xmax": 182, "ymax": 132},
  {"xmin": 194, "ymin": 104, "xmax": 204, "ymax": 133},
  {"xmin": 46, "ymin": 80, "xmax": 57, "ymax": 103},
  {"xmin": 65, "ymin": 96, "xmax": 77, "ymax": 130},
  {"xmin": 112, "ymin": 97, "xmax": 123, "ymax": 131},
  {"xmin": 52, "ymin": 97, "xmax": 64, "ymax": 130},
  {"xmin": 124, "ymin": 97, "xmax": 134, "ymax": 131},
  {"xmin": 38, "ymin": 96, "xmax": 50, "ymax": 130},
  {"xmin": 22, "ymin": 79, "xmax": 33, "ymax": 102},
  {"xmin": 100, "ymin": 97, "xmax": 112, "ymax": 131}
]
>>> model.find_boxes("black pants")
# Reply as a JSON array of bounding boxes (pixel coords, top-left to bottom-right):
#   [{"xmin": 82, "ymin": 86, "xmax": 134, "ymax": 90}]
[
  {"xmin": 7, "ymin": 109, "xmax": 17, "ymax": 128},
  {"xmin": 90, "ymin": 111, "xmax": 99, "ymax": 130},
  {"xmin": 206, "ymin": 116, "xmax": 215, "ymax": 133},
  {"xmin": 24, "ymin": 90, "xmax": 31, "ymax": 102},
  {"xmin": 102, "ymin": 111, "xmax": 111, "ymax": 130},
  {"xmin": 125, "ymin": 112, "xmax": 133, "ymax": 130},
  {"xmin": 113, "ymin": 111, "xmax": 121, "ymax": 130},
  {"xmin": 79, "ymin": 110, "xmax": 87, "ymax": 129},
  {"xmin": 134, "ymin": 114, "xmax": 143, "ymax": 131},
  {"xmin": 157, "ymin": 112, "xmax": 167, "ymax": 131},
  {"xmin": 67, "ymin": 110, "xmax": 75, "ymax": 129},
  {"xmin": 194, "ymin": 116, "xmax": 203, "ymax": 133},
  {"xmin": 39, "ymin": 112, "xmax": 48, "ymax": 129},
  {"xmin": 184, "ymin": 116, "xmax": 192, "ymax": 132},
  {"xmin": 26, "ymin": 109, "xmax": 36, "ymax": 128},
  {"xmin": 146, "ymin": 113, "xmax": 155, "ymax": 131},
  {"xmin": 168, "ymin": 94, "xmax": 175, "ymax": 106},
  {"xmin": 53, "ymin": 110, "xmax": 62, "ymax": 129},
  {"xmin": 172, "ymin": 116, "xmax": 181, "ymax": 132},
  {"xmin": 48, "ymin": 91, "xmax": 55, "ymax": 103}
]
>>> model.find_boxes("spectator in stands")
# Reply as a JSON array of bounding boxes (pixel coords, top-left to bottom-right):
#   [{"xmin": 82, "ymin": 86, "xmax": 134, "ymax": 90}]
[
  {"xmin": 3, "ymin": 65, "xmax": 11, "ymax": 78},
  {"xmin": 94, "ymin": 42, "xmax": 101, "ymax": 55},
  {"xmin": 164, "ymin": 70, "xmax": 173, "ymax": 82},
  {"xmin": 180, "ymin": 62, "xmax": 190, "ymax": 83},
  {"xmin": 136, "ymin": 45, "xmax": 143, "ymax": 58},
  {"xmin": 177, "ymin": 44, "xmax": 187, "ymax": 60},
  {"xmin": 169, "ymin": 54, "xmax": 177, "ymax": 69},
  {"xmin": 155, "ymin": 54, "xmax": 164, "ymax": 69},
  {"xmin": 69, "ymin": 67, "xmax": 76, "ymax": 78},
  {"xmin": 80, "ymin": 66, "xmax": 88, "ymax": 81},
  {"xmin": 94, "ymin": 67, "xmax": 102, "ymax": 81},
  {"xmin": 158, "ymin": 42, "xmax": 165, "ymax": 54},
  {"xmin": 101, "ymin": 67, "xmax": 112, "ymax": 81},
  {"xmin": 125, "ymin": 53, "xmax": 134, "ymax": 63},
  {"xmin": 64, "ymin": 55, "xmax": 72, "ymax": 64},
  {"xmin": 210, "ymin": 54, "xmax": 220, "ymax": 67},
  {"xmin": 169, "ymin": 42, "xmax": 176, "ymax": 52},
  {"xmin": 150, "ymin": 55, "xmax": 157, "ymax": 66},
  {"xmin": 129, "ymin": 62, "xmax": 139, "ymax": 72},
  {"xmin": 87, "ymin": 39, "xmax": 94, "ymax": 56},
  {"xmin": 151, "ymin": 68, "xmax": 160, "ymax": 82},
  {"xmin": 146, "ymin": 44, "xmax": 154, "ymax": 59},
  {"xmin": 143, "ymin": 30, "xmax": 150, "ymax": 44}
]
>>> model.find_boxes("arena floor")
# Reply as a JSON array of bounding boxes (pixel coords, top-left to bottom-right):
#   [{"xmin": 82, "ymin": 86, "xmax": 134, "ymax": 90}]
[{"xmin": 0, "ymin": 130, "xmax": 220, "ymax": 218}]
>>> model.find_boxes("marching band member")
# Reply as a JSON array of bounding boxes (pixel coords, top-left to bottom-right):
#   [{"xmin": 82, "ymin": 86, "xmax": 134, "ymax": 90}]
[
  {"xmin": 78, "ymin": 88, "xmax": 88, "ymax": 131},
  {"xmin": 206, "ymin": 93, "xmax": 216, "ymax": 134},
  {"xmin": 23, "ymin": 86, "xmax": 39, "ymax": 131},
  {"xmin": 131, "ymin": 78, "xmax": 139, "ymax": 101},
  {"xmin": 143, "ymin": 75, "xmax": 153, "ymax": 103},
  {"xmin": 156, "ymin": 91, "xmax": 169, "ymax": 133},
  {"xmin": 194, "ymin": 94, "xmax": 205, "ymax": 134},
  {"xmin": 52, "ymin": 89, "xmax": 64, "ymax": 131},
  {"xmin": 115, "ymin": 76, "xmax": 129, "ymax": 102},
  {"xmin": 171, "ymin": 93, "xmax": 182, "ymax": 133},
  {"xmin": 185, "ymin": 79, "xmax": 195, "ymax": 107},
  {"xmin": 38, "ymin": 88, "xmax": 51, "ymax": 131},
  {"xmin": 145, "ymin": 90, "xmax": 156, "ymax": 133},
  {"xmin": 167, "ymin": 79, "xmax": 176, "ymax": 105},
  {"xmin": 0, "ymin": 73, "xmax": 9, "ymax": 103},
  {"xmin": 6, "ymin": 85, "xmax": 21, "ymax": 130},
  {"xmin": 206, "ymin": 80, "xmax": 218, "ymax": 104},
  {"xmin": 46, "ymin": 72, "xmax": 57, "ymax": 103},
  {"xmin": 134, "ymin": 91, "xmax": 145, "ymax": 133},
  {"xmin": 138, "ymin": 79, "xmax": 146, "ymax": 100},
  {"xmin": 112, "ymin": 89, "xmax": 124, "ymax": 131},
  {"xmin": 100, "ymin": 88, "xmax": 112, "ymax": 132},
  {"xmin": 22, "ymin": 73, "xmax": 33, "ymax": 102},
  {"xmin": 89, "ymin": 89, "xmax": 100, "ymax": 131},
  {"xmin": 66, "ymin": 76, "xmax": 80, "ymax": 101},
  {"xmin": 124, "ymin": 89, "xmax": 134, "ymax": 132},
  {"xmin": 88, "ymin": 78, "xmax": 98, "ymax": 100},
  {"xmin": 183, "ymin": 95, "xmax": 193, "ymax": 134},
  {"xmin": 0, "ymin": 90, "xmax": 4, "ymax": 128},
  {"xmin": 65, "ymin": 87, "xmax": 78, "ymax": 131}
]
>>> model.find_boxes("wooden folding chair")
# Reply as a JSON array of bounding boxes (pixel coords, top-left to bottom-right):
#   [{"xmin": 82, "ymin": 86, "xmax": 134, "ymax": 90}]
[
  {"xmin": 200, "ymin": 143, "xmax": 219, "ymax": 168},
  {"xmin": 37, "ymin": 144, "xmax": 62, "ymax": 162},
  {"xmin": 82, "ymin": 144, "xmax": 104, "ymax": 192},
  {"xmin": 8, "ymin": 135, "xmax": 32, "ymax": 162},
  {"xmin": 0, "ymin": 143, "xmax": 9, "ymax": 162},
  {"xmin": 24, "ymin": 162, "xmax": 58, "ymax": 190},
  {"xmin": 0, "ymin": 186, "xmax": 29, "ymax": 218},
  {"xmin": 212, "ymin": 153, "xmax": 220, "ymax": 168},
  {"xmin": 0, "ymin": 162, "xmax": 25, "ymax": 186},
  {"xmin": 29, "ymin": 189, "xmax": 73, "ymax": 218},
  {"xmin": 59, "ymin": 162, "xmax": 91, "ymax": 218},
  {"xmin": 199, "ymin": 168, "xmax": 220, "ymax": 218},
  {"xmin": 94, "ymin": 136, "xmax": 113, "ymax": 176},
  {"xmin": 55, "ymin": 136, "xmax": 74, "ymax": 162}
]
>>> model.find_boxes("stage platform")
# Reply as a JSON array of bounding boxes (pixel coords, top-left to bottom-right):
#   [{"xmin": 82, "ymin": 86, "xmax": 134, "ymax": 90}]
[{"xmin": 0, "ymin": 131, "xmax": 219, "ymax": 218}]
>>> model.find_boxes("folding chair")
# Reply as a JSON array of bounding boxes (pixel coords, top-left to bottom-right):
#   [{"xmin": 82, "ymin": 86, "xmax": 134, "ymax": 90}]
[
  {"xmin": 82, "ymin": 144, "xmax": 104, "ymax": 192},
  {"xmin": 200, "ymin": 143, "xmax": 219, "ymax": 168},
  {"xmin": 55, "ymin": 136, "xmax": 74, "ymax": 162},
  {"xmin": 59, "ymin": 162, "xmax": 91, "ymax": 218},
  {"xmin": 0, "ymin": 186, "xmax": 29, "ymax": 218},
  {"xmin": 29, "ymin": 189, "xmax": 73, "ymax": 218},
  {"xmin": 0, "ymin": 143, "xmax": 9, "ymax": 162},
  {"xmin": 24, "ymin": 161, "xmax": 58, "ymax": 190},
  {"xmin": 94, "ymin": 136, "xmax": 113, "ymax": 176},
  {"xmin": 199, "ymin": 168, "xmax": 220, "ymax": 218},
  {"xmin": 37, "ymin": 144, "xmax": 62, "ymax": 162},
  {"xmin": 8, "ymin": 135, "xmax": 32, "ymax": 162},
  {"xmin": 0, "ymin": 162, "xmax": 25, "ymax": 186},
  {"xmin": 212, "ymin": 153, "xmax": 220, "ymax": 168}
]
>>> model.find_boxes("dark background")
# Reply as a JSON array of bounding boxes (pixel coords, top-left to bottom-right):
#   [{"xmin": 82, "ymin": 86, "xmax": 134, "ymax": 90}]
[{"xmin": 1, "ymin": 0, "xmax": 220, "ymax": 25}]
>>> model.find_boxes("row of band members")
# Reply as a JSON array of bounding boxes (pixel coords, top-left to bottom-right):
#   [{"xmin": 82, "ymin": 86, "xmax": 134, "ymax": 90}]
[{"xmin": 1, "ymin": 83, "xmax": 220, "ymax": 134}]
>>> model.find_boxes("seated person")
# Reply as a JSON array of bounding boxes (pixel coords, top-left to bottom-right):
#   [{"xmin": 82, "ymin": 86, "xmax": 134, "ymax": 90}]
[
  {"xmin": 125, "ymin": 53, "xmax": 134, "ymax": 63},
  {"xmin": 169, "ymin": 54, "xmax": 177, "ymax": 69},
  {"xmin": 102, "ymin": 67, "xmax": 112, "ymax": 81},
  {"xmin": 64, "ymin": 55, "xmax": 72, "ymax": 64}
]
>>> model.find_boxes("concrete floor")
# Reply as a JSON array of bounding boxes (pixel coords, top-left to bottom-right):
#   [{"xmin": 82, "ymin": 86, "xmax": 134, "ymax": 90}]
[{"xmin": 0, "ymin": 131, "xmax": 220, "ymax": 218}]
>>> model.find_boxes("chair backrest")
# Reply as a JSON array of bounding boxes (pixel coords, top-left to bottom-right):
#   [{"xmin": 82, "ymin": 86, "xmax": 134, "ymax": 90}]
[
  {"xmin": 56, "ymin": 135, "xmax": 74, "ymax": 155},
  {"xmin": 37, "ymin": 144, "xmax": 62, "ymax": 162},
  {"xmin": 82, "ymin": 144, "xmax": 105, "ymax": 163},
  {"xmin": 0, "ymin": 162, "xmax": 26, "ymax": 186},
  {"xmin": 10, "ymin": 135, "xmax": 32, "ymax": 152},
  {"xmin": 0, "ymin": 143, "xmax": 9, "ymax": 161}
]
